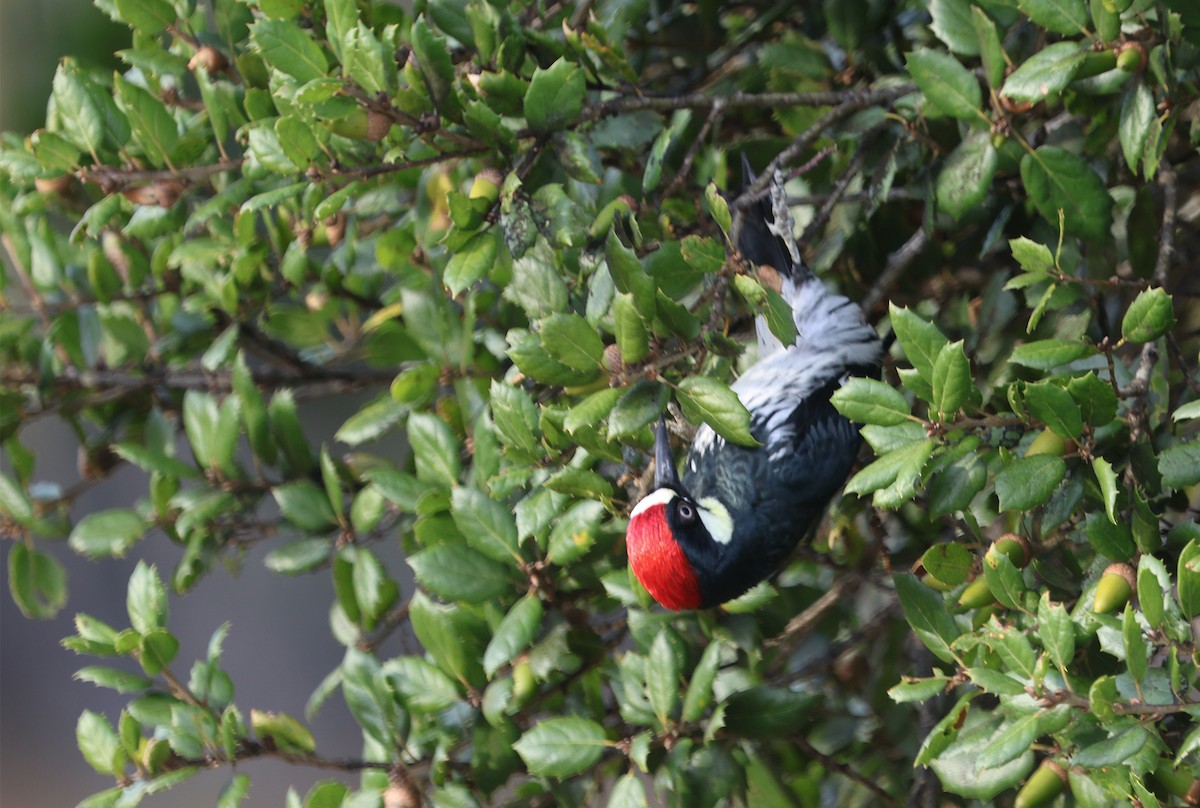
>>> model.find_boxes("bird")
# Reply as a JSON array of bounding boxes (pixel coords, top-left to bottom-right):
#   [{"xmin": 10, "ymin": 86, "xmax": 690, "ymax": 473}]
[{"xmin": 624, "ymin": 157, "xmax": 884, "ymax": 611}]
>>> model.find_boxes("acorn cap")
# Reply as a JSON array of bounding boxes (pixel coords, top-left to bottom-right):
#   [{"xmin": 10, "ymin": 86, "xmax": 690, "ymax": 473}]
[
  {"xmin": 1093, "ymin": 562, "xmax": 1136, "ymax": 614},
  {"xmin": 469, "ymin": 169, "xmax": 503, "ymax": 202},
  {"xmin": 1014, "ymin": 760, "xmax": 1067, "ymax": 808}
]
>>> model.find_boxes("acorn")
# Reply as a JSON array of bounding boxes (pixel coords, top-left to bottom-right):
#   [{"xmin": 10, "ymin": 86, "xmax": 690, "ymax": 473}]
[
  {"xmin": 1116, "ymin": 41, "xmax": 1148, "ymax": 74},
  {"xmin": 1093, "ymin": 562, "xmax": 1136, "ymax": 614},
  {"xmin": 958, "ymin": 576, "xmax": 995, "ymax": 609},
  {"xmin": 1014, "ymin": 760, "xmax": 1067, "ymax": 808},
  {"xmin": 469, "ymin": 168, "xmax": 503, "ymax": 203},
  {"xmin": 188, "ymin": 45, "xmax": 229, "ymax": 74},
  {"xmin": 986, "ymin": 534, "xmax": 1032, "ymax": 568}
]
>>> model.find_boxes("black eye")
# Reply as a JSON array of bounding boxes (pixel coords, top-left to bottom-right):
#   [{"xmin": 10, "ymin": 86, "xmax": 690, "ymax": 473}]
[{"xmin": 677, "ymin": 502, "xmax": 696, "ymax": 524}]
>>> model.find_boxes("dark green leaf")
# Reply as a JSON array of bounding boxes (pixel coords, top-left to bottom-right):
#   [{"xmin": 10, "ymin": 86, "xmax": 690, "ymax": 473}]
[
  {"xmin": 937, "ymin": 132, "xmax": 997, "ymax": 222},
  {"xmin": 251, "ymin": 19, "xmax": 329, "ymax": 82},
  {"xmin": 127, "ymin": 561, "xmax": 168, "ymax": 634},
  {"xmin": 1160, "ymin": 441, "xmax": 1200, "ymax": 489},
  {"xmin": 513, "ymin": 717, "xmax": 608, "ymax": 777},
  {"xmin": 889, "ymin": 304, "xmax": 949, "ymax": 381},
  {"xmin": 524, "ymin": 58, "xmax": 585, "ymax": 135},
  {"xmin": 1121, "ymin": 287, "xmax": 1174, "ymax": 344},
  {"xmin": 69, "ymin": 509, "xmax": 147, "ymax": 558},
  {"xmin": 995, "ymin": 455, "xmax": 1066, "ymax": 511},
  {"xmin": 450, "ymin": 487, "xmax": 522, "ymax": 564},
  {"xmin": 1120, "ymin": 82, "xmax": 1155, "ymax": 174},
  {"xmin": 272, "ymin": 481, "xmax": 337, "ymax": 532},
  {"xmin": 445, "ymin": 230, "xmax": 498, "ymax": 295},
  {"xmin": 676, "ymin": 376, "xmax": 759, "ymax": 447},
  {"xmin": 1020, "ymin": 146, "xmax": 1113, "ymax": 241},
  {"xmin": 920, "ymin": 543, "xmax": 973, "ymax": 586},
  {"xmin": 540, "ymin": 313, "xmax": 605, "ymax": 372},
  {"xmin": 931, "ymin": 340, "xmax": 972, "ymax": 418},
  {"xmin": 483, "ymin": 594, "xmax": 543, "ymax": 677},
  {"xmin": 1179, "ymin": 540, "xmax": 1200, "ymax": 619},
  {"xmin": 1025, "ymin": 381, "xmax": 1083, "ymax": 439},
  {"xmin": 831, "ymin": 377, "xmax": 911, "ymax": 426},
  {"xmin": 1000, "ymin": 42, "xmax": 1087, "ymax": 104},
  {"xmin": 1017, "ymin": 0, "xmax": 1089, "ymax": 35},
  {"xmin": 906, "ymin": 49, "xmax": 983, "ymax": 120},
  {"xmin": 722, "ymin": 685, "xmax": 815, "ymax": 737},
  {"xmin": 407, "ymin": 413, "xmax": 461, "ymax": 487},
  {"xmin": 1009, "ymin": 339, "xmax": 1093, "ymax": 370},
  {"xmin": 894, "ymin": 573, "xmax": 961, "ymax": 663}
]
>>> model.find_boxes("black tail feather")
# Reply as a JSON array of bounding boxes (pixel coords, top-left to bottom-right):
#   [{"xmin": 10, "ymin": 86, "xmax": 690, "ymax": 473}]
[{"xmin": 736, "ymin": 155, "xmax": 799, "ymax": 280}]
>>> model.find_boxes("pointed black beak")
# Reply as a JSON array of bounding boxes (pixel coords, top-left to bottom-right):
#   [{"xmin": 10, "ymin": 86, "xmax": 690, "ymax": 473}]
[{"xmin": 654, "ymin": 416, "xmax": 680, "ymax": 490}]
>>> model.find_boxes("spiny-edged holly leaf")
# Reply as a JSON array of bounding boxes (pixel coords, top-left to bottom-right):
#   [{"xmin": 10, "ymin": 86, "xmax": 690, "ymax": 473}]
[
  {"xmin": 114, "ymin": 0, "xmax": 176, "ymax": 34},
  {"xmin": 251, "ymin": 19, "xmax": 329, "ymax": 82},
  {"xmin": 69, "ymin": 509, "xmax": 148, "ymax": 558},
  {"xmin": 513, "ymin": 716, "xmax": 608, "ymax": 777},
  {"xmin": 1020, "ymin": 146, "xmax": 1113, "ymax": 242},
  {"xmin": 1121, "ymin": 287, "xmax": 1174, "ymax": 344},
  {"xmin": 490, "ymin": 380, "xmax": 541, "ymax": 456},
  {"xmin": 1093, "ymin": 456, "xmax": 1121, "ymax": 524},
  {"xmin": 920, "ymin": 543, "xmax": 973, "ymax": 587},
  {"xmin": 540, "ymin": 313, "xmax": 605, "ymax": 372},
  {"xmin": 408, "ymin": 540, "xmax": 516, "ymax": 604},
  {"xmin": 1009, "ymin": 339, "xmax": 1093, "ymax": 370},
  {"xmin": 931, "ymin": 340, "xmax": 972, "ymax": 418},
  {"xmin": 1000, "ymin": 41, "xmax": 1087, "ymax": 104},
  {"xmin": 407, "ymin": 413, "xmax": 461, "ymax": 487},
  {"xmin": 445, "ymin": 230, "xmax": 498, "ymax": 295},
  {"xmin": 1017, "ymin": 0, "xmax": 1089, "ymax": 36},
  {"xmin": 894, "ymin": 573, "xmax": 961, "ymax": 663},
  {"xmin": 450, "ymin": 487, "xmax": 522, "ymax": 564},
  {"xmin": 1038, "ymin": 592, "xmax": 1075, "ymax": 671},
  {"xmin": 1024, "ymin": 381, "xmax": 1083, "ymax": 439},
  {"xmin": 928, "ymin": 709, "xmax": 1034, "ymax": 800},
  {"xmin": 930, "ymin": 0, "xmax": 979, "ymax": 55},
  {"xmin": 906, "ymin": 49, "xmax": 984, "ymax": 121},
  {"xmin": 994, "ymin": 454, "xmax": 1066, "ymax": 511},
  {"xmin": 127, "ymin": 561, "xmax": 168, "ymax": 634},
  {"xmin": 676, "ymin": 377, "xmax": 758, "ymax": 447},
  {"xmin": 831, "ymin": 377, "xmax": 912, "ymax": 426},
  {"xmin": 7, "ymin": 544, "xmax": 68, "ymax": 619},
  {"xmin": 524, "ymin": 58, "xmax": 585, "ymax": 135},
  {"xmin": 936, "ymin": 131, "xmax": 997, "ymax": 222},
  {"xmin": 1120, "ymin": 82, "xmax": 1155, "ymax": 174},
  {"xmin": 889, "ymin": 304, "xmax": 949, "ymax": 382},
  {"xmin": 272, "ymin": 481, "xmax": 337, "ymax": 532},
  {"xmin": 1179, "ymin": 540, "xmax": 1200, "ymax": 620},
  {"xmin": 1159, "ymin": 441, "xmax": 1200, "ymax": 490},
  {"xmin": 483, "ymin": 594, "xmax": 543, "ymax": 677},
  {"xmin": 77, "ymin": 710, "xmax": 124, "ymax": 775},
  {"xmin": 609, "ymin": 381, "xmax": 668, "ymax": 440}
]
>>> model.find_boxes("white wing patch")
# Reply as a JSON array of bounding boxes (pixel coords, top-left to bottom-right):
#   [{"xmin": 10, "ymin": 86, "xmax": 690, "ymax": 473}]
[
  {"xmin": 697, "ymin": 497, "xmax": 734, "ymax": 545},
  {"xmin": 630, "ymin": 487, "xmax": 677, "ymax": 518}
]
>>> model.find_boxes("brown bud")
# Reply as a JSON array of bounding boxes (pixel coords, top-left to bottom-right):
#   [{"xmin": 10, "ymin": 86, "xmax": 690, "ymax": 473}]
[
  {"xmin": 122, "ymin": 179, "xmax": 186, "ymax": 208},
  {"xmin": 34, "ymin": 175, "xmax": 72, "ymax": 195},
  {"xmin": 188, "ymin": 45, "xmax": 229, "ymax": 74},
  {"xmin": 323, "ymin": 213, "xmax": 346, "ymax": 247},
  {"xmin": 999, "ymin": 95, "xmax": 1035, "ymax": 115}
]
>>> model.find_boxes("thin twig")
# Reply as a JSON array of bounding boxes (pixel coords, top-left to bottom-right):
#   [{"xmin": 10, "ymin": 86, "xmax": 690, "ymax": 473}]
[
  {"xmin": 661, "ymin": 99, "xmax": 724, "ymax": 199},
  {"xmin": 862, "ymin": 228, "xmax": 929, "ymax": 314},
  {"xmin": 789, "ymin": 734, "xmax": 898, "ymax": 806}
]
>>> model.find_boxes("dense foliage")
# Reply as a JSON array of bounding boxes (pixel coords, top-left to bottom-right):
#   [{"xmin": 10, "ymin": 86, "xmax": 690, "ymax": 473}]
[{"xmin": 2, "ymin": 0, "xmax": 1199, "ymax": 805}]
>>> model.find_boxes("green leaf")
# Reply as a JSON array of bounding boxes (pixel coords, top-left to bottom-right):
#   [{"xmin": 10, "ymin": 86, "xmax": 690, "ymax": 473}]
[
  {"xmin": 540, "ymin": 313, "xmax": 605, "ymax": 372},
  {"xmin": 114, "ymin": 0, "xmax": 176, "ymax": 34},
  {"xmin": 982, "ymin": 551, "xmax": 1026, "ymax": 611},
  {"xmin": 976, "ymin": 710, "xmax": 1041, "ymax": 769},
  {"xmin": 1020, "ymin": 146, "xmax": 1113, "ymax": 242},
  {"xmin": 723, "ymin": 685, "xmax": 815, "ymax": 737},
  {"xmin": 1085, "ymin": 511, "xmax": 1135, "ymax": 561},
  {"xmin": 681, "ymin": 641, "xmax": 722, "ymax": 722},
  {"xmin": 1123, "ymin": 603, "xmax": 1149, "ymax": 683},
  {"xmin": 1000, "ymin": 42, "xmax": 1087, "ymax": 104},
  {"xmin": 971, "ymin": 6, "xmax": 1006, "ymax": 87},
  {"xmin": 928, "ymin": 710, "xmax": 1033, "ymax": 800},
  {"xmin": 77, "ymin": 710, "xmax": 124, "ymax": 775},
  {"xmin": 250, "ymin": 710, "xmax": 315, "ymax": 754},
  {"xmin": 251, "ymin": 19, "xmax": 329, "ymax": 82},
  {"xmin": 1017, "ymin": 0, "xmax": 1089, "ymax": 35},
  {"xmin": 1179, "ymin": 540, "xmax": 1200, "ymax": 620},
  {"xmin": 1092, "ymin": 456, "xmax": 1120, "ymax": 524},
  {"xmin": 612, "ymin": 293, "xmax": 650, "ymax": 365},
  {"xmin": 920, "ymin": 543, "xmax": 973, "ymax": 586},
  {"xmin": 994, "ymin": 455, "xmax": 1066, "ymax": 511},
  {"xmin": 608, "ymin": 773, "xmax": 649, "ymax": 808},
  {"xmin": 889, "ymin": 304, "xmax": 949, "ymax": 382},
  {"xmin": 1067, "ymin": 372, "xmax": 1118, "ymax": 426},
  {"xmin": 931, "ymin": 340, "xmax": 972, "ymax": 418},
  {"xmin": 1009, "ymin": 237, "xmax": 1055, "ymax": 275},
  {"xmin": 524, "ymin": 58, "xmax": 585, "ymax": 135},
  {"xmin": 513, "ymin": 717, "xmax": 608, "ymax": 777},
  {"xmin": 384, "ymin": 656, "xmax": 462, "ymax": 712},
  {"xmin": 483, "ymin": 594, "xmax": 543, "ymax": 677},
  {"xmin": 831, "ymin": 377, "xmax": 911, "ymax": 426},
  {"xmin": 490, "ymin": 380, "xmax": 541, "ymax": 456},
  {"xmin": 127, "ymin": 561, "xmax": 168, "ymax": 634},
  {"xmin": 676, "ymin": 376, "xmax": 759, "ymax": 447},
  {"xmin": 264, "ymin": 537, "xmax": 331, "ymax": 575},
  {"xmin": 930, "ymin": 0, "xmax": 980, "ymax": 55},
  {"xmin": 52, "ymin": 61, "xmax": 104, "ymax": 157},
  {"xmin": 7, "ymin": 544, "xmax": 68, "ymax": 619},
  {"xmin": 410, "ymin": 540, "xmax": 517, "ymax": 604},
  {"xmin": 1160, "ymin": 441, "xmax": 1200, "ymax": 489},
  {"xmin": 407, "ymin": 413, "xmax": 461, "ymax": 488},
  {"xmin": 547, "ymin": 500, "xmax": 605, "ymax": 564},
  {"xmin": 936, "ymin": 131, "xmax": 997, "ymax": 222},
  {"xmin": 114, "ymin": 75, "xmax": 179, "ymax": 167},
  {"xmin": 1038, "ymin": 593, "xmax": 1075, "ymax": 671},
  {"xmin": 889, "ymin": 676, "xmax": 953, "ymax": 703},
  {"xmin": 894, "ymin": 573, "xmax": 961, "ymax": 663},
  {"xmin": 272, "ymin": 481, "xmax": 337, "ymax": 532},
  {"xmin": 906, "ymin": 49, "xmax": 983, "ymax": 121},
  {"xmin": 703, "ymin": 182, "xmax": 732, "ymax": 235},
  {"xmin": 1120, "ymin": 82, "xmax": 1155, "ymax": 174},
  {"xmin": 445, "ymin": 230, "xmax": 498, "ymax": 295},
  {"xmin": 69, "ymin": 509, "xmax": 148, "ymax": 558},
  {"xmin": 1024, "ymin": 381, "xmax": 1083, "ymax": 439},
  {"xmin": 646, "ymin": 629, "xmax": 680, "ymax": 725},
  {"xmin": 450, "ymin": 487, "xmax": 522, "ymax": 564},
  {"xmin": 608, "ymin": 381, "xmax": 668, "ymax": 439},
  {"xmin": 1009, "ymin": 339, "xmax": 1093, "ymax": 370},
  {"xmin": 1121, "ymin": 287, "xmax": 1174, "ymax": 344}
]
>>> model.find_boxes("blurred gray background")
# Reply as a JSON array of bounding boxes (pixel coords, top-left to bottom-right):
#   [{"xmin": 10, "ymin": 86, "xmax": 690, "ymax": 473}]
[{"xmin": 1, "ymin": 2, "xmax": 401, "ymax": 804}]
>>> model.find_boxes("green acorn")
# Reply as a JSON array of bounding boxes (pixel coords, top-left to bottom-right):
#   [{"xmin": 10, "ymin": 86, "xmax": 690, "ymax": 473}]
[
  {"xmin": 469, "ymin": 169, "xmax": 503, "ymax": 203},
  {"xmin": 986, "ymin": 534, "xmax": 1032, "ymax": 568},
  {"xmin": 1093, "ymin": 562, "xmax": 1136, "ymax": 614},
  {"xmin": 1014, "ymin": 760, "xmax": 1067, "ymax": 808},
  {"xmin": 958, "ymin": 576, "xmax": 995, "ymax": 609}
]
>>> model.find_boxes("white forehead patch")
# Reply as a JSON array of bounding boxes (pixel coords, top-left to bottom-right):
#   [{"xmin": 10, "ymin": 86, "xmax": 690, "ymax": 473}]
[
  {"xmin": 630, "ymin": 488, "xmax": 678, "ymax": 518},
  {"xmin": 697, "ymin": 497, "xmax": 734, "ymax": 545}
]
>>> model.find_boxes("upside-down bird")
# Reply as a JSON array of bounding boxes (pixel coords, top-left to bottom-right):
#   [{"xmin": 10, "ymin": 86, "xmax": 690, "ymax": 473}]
[{"xmin": 625, "ymin": 158, "xmax": 883, "ymax": 610}]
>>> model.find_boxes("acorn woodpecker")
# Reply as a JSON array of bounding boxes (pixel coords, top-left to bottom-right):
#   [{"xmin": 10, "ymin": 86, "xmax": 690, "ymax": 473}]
[{"xmin": 625, "ymin": 159, "xmax": 883, "ymax": 611}]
